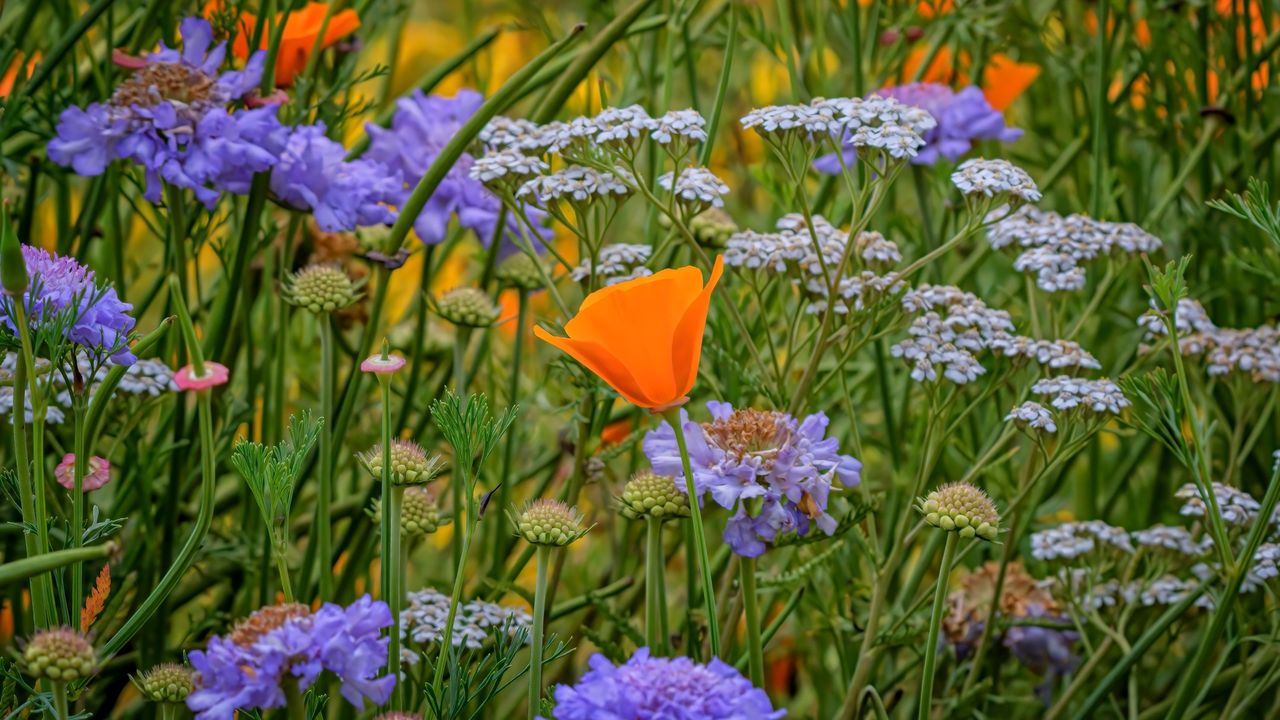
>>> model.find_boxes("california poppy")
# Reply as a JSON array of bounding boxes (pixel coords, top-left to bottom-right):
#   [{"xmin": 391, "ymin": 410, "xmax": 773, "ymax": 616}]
[
  {"xmin": 903, "ymin": 47, "xmax": 1039, "ymax": 112},
  {"xmin": 0, "ymin": 52, "xmax": 39, "ymax": 99},
  {"xmin": 206, "ymin": 1, "xmax": 360, "ymax": 87},
  {"xmin": 534, "ymin": 257, "xmax": 724, "ymax": 411}
]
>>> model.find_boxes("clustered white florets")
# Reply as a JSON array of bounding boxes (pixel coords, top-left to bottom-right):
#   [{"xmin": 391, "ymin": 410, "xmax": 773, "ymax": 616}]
[
  {"xmin": 951, "ymin": 158, "xmax": 1041, "ymax": 204},
  {"xmin": 740, "ymin": 95, "xmax": 936, "ymax": 161},
  {"xmin": 988, "ymin": 206, "xmax": 1162, "ymax": 292},
  {"xmin": 1137, "ymin": 298, "xmax": 1280, "ymax": 383},
  {"xmin": 517, "ymin": 165, "xmax": 633, "ymax": 205},
  {"xmin": 570, "ymin": 243, "xmax": 654, "ymax": 287},
  {"xmin": 1031, "ymin": 520, "xmax": 1135, "ymax": 561},
  {"xmin": 1005, "ymin": 401, "xmax": 1057, "ymax": 433},
  {"xmin": 658, "ymin": 167, "xmax": 730, "ymax": 208},
  {"xmin": 1031, "ymin": 376, "xmax": 1130, "ymax": 415},
  {"xmin": 1175, "ymin": 482, "xmax": 1261, "ymax": 526}
]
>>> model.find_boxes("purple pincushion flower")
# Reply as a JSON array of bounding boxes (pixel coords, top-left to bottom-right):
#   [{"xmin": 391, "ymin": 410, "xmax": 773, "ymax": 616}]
[
  {"xmin": 815, "ymin": 83, "xmax": 1021, "ymax": 170},
  {"xmin": 187, "ymin": 595, "xmax": 395, "ymax": 720},
  {"xmin": 1, "ymin": 246, "xmax": 136, "ymax": 366},
  {"xmin": 1003, "ymin": 604, "xmax": 1079, "ymax": 704},
  {"xmin": 270, "ymin": 124, "xmax": 399, "ymax": 232},
  {"xmin": 364, "ymin": 89, "xmax": 551, "ymax": 254},
  {"xmin": 542, "ymin": 647, "xmax": 785, "ymax": 720},
  {"xmin": 644, "ymin": 401, "xmax": 861, "ymax": 557},
  {"xmin": 48, "ymin": 17, "xmax": 285, "ymax": 208}
]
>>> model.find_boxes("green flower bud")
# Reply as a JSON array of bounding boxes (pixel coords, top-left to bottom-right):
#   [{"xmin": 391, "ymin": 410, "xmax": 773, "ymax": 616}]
[
  {"xmin": 283, "ymin": 264, "xmax": 361, "ymax": 314},
  {"xmin": 401, "ymin": 486, "xmax": 446, "ymax": 536},
  {"xmin": 918, "ymin": 482, "xmax": 1000, "ymax": 541},
  {"xmin": 496, "ymin": 253, "xmax": 546, "ymax": 291},
  {"xmin": 435, "ymin": 287, "xmax": 500, "ymax": 327},
  {"xmin": 359, "ymin": 440, "xmax": 445, "ymax": 486},
  {"xmin": 1, "ymin": 202, "xmax": 28, "ymax": 296},
  {"xmin": 511, "ymin": 499, "xmax": 589, "ymax": 547},
  {"xmin": 619, "ymin": 471, "xmax": 690, "ymax": 521},
  {"xmin": 23, "ymin": 628, "xmax": 96, "ymax": 681},
  {"xmin": 132, "ymin": 663, "xmax": 195, "ymax": 703},
  {"xmin": 689, "ymin": 207, "xmax": 738, "ymax": 249}
]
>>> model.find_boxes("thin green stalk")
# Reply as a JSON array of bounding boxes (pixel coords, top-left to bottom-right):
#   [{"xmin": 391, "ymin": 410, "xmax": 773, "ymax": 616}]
[
  {"xmin": 740, "ymin": 555, "xmax": 764, "ymax": 688},
  {"xmin": 388, "ymin": 485, "xmax": 404, "ymax": 709},
  {"xmin": 491, "ymin": 291, "xmax": 528, "ymax": 578},
  {"xmin": 645, "ymin": 517, "xmax": 666, "ymax": 654},
  {"xmin": 529, "ymin": 545, "xmax": 550, "ymax": 719},
  {"xmin": 663, "ymin": 408, "xmax": 721, "ymax": 658},
  {"xmin": 316, "ymin": 318, "xmax": 336, "ymax": 601},
  {"xmin": 52, "ymin": 681, "xmax": 68, "ymax": 720},
  {"xmin": 12, "ymin": 299, "xmax": 56, "ymax": 626},
  {"xmin": 70, "ymin": 394, "xmax": 88, "ymax": 621},
  {"xmin": 452, "ymin": 326, "xmax": 471, "ymax": 575},
  {"xmin": 8, "ymin": 302, "xmax": 51, "ymax": 628},
  {"xmin": 918, "ymin": 532, "xmax": 957, "ymax": 720},
  {"xmin": 376, "ymin": 373, "xmax": 395, "ymax": 671},
  {"xmin": 0, "ymin": 542, "xmax": 116, "ymax": 585}
]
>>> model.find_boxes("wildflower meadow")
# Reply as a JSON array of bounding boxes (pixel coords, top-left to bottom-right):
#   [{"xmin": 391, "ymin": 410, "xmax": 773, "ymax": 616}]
[{"xmin": 3, "ymin": 0, "xmax": 1280, "ymax": 718}]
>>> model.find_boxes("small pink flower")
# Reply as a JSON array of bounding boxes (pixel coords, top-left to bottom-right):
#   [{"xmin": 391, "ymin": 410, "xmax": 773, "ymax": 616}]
[
  {"xmin": 55, "ymin": 454, "xmax": 111, "ymax": 492},
  {"xmin": 174, "ymin": 361, "xmax": 230, "ymax": 391},
  {"xmin": 361, "ymin": 354, "xmax": 406, "ymax": 374}
]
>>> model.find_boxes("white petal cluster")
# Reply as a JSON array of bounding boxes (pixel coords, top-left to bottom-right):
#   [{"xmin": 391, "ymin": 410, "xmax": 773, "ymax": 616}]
[
  {"xmin": 1131, "ymin": 524, "xmax": 1205, "ymax": 556},
  {"xmin": 951, "ymin": 158, "xmax": 1041, "ymax": 203},
  {"xmin": 1005, "ymin": 401, "xmax": 1057, "ymax": 433},
  {"xmin": 479, "ymin": 116, "xmax": 543, "ymax": 151},
  {"xmin": 650, "ymin": 109, "xmax": 708, "ymax": 145},
  {"xmin": 892, "ymin": 285, "xmax": 1015, "ymax": 385},
  {"xmin": 658, "ymin": 167, "xmax": 730, "ymax": 207},
  {"xmin": 1242, "ymin": 544, "xmax": 1280, "ymax": 592},
  {"xmin": 987, "ymin": 206, "xmax": 1162, "ymax": 292},
  {"xmin": 400, "ymin": 588, "xmax": 532, "ymax": 650},
  {"xmin": 988, "ymin": 334, "xmax": 1102, "ymax": 370},
  {"xmin": 740, "ymin": 96, "xmax": 934, "ymax": 160},
  {"xmin": 856, "ymin": 231, "xmax": 902, "ymax": 265},
  {"xmin": 570, "ymin": 243, "xmax": 652, "ymax": 285},
  {"xmin": 1139, "ymin": 300, "xmax": 1280, "ymax": 383},
  {"xmin": 803, "ymin": 271, "xmax": 904, "ymax": 315},
  {"xmin": 469, "ymin": 149, "xmax": 549, "ymax": 184},
  {"xmin": 1031, "ymin": 376, "xmax": 1130, "ymax": 415},
  {"xmin": 1175, "ymin": 482, "xmax": 1260, "ymax": 526},
  {"xmin": 517, "ymin": 165, "xmax": 633, "ymax": 204},
  {"xmin": 1127, "ymin": 576, "xmax": 1215, "ymax": 609},
  {"xmin": 1031, "ymin": 520, "xmax": 1134, "ymax": 561}
]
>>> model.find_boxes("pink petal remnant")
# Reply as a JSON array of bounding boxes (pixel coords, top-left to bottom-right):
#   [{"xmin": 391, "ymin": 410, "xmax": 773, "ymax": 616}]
[
  {"xmin": 111, "ymin": 48, "xmax": 146, "ymax": 70},
  {"xmin": 361, "ymin": 353, "xmax": 406, "ymax": 374},
  {"xmin": 55, "ymin": 454, "xmax": 112, "ymax": 492},
  {"xmin": 246, "ymin": 88, "xmax": 289, "ymax": 108},
  {"xmin": 174, "ymin": 361, "xmax": 230, "ymax": 391}
]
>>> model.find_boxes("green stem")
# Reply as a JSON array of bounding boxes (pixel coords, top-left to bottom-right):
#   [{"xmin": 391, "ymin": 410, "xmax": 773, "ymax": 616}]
[
  {"xmin": 70, "ymin": 395, "xmax": 86, "ymax": 618},
  {"xmin": 377, "ymin": 374, "xmax": 396, "ymax": 674},
  {"xmin": 388, "ymin": 485, "xmax": 404, "ymax": 709},
  {"xmin": 645, "ymin": 517, "xmax": 666, "ymax": 654},
  {"xmin": 740, "ymin": 555, "xmax": 764, "ymax": 688},
  {"xmin": 919, "ymin": 532, "xmax": 957, "ymax": 720},
  {"xmin": 529, "ymin": 545, "xmax": 550, "ymax": 719},
  {"xmin": 316, "ymin": 318, "xmax": 335, "ymax": 601},
  {"xmin": 452, "ymin": 326, "xmax": 471, "ymax": 577},
  {"xmin": 492, "ymin": 292, "xmax": 528, "ymax": 579},
  {"xmin": 52, "ymin": 681, "xmax": 68, "ymax": 720},
  {"xmin": 663, "ymin": 409, "xmax": 721, "ymax": 658},
  {"xmin": 432, "ymin": 512, "xmax": 477, "ymax": 697},
  {"xmin": 8, "ymin": 301, "xmax": 50, "ymax": 628},
  {"xmin": 274, "ymin": 545, "xmax": 294, "ymax": 603},
  {"xmin": 13, "ymin": 299, "xmax": 56, "ymax": 626},
  {"xmin": 0, "ymin": 543, "xmax": 115, "ymax": 585}
]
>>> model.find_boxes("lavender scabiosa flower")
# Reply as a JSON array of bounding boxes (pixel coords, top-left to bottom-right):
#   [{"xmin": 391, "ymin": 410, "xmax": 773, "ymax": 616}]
[
  {"xmin": 186, "ymin": 596, "xmax": 395, "ymax": 719},
  {"xmin": 364, "ymin": 89, "xmax": 551, "ymax": 253},
  {"xmin": 270, "ymin": 124, "xmax": 398, "ymax": 232},
  {"xmin": 541, "ymin": 647, "xmax": 785, "ymax": 720},
  {"xmin": 815, "ymin": 84, "xmax": 1021, "ymax": 171},
  {"xmin": 643, "ymin": 401, "xmax": 861, "ymax": 557},
  {"xmin": 1, "ymin": 246, "xmax": 136, "ymax": 365},
  {"xmin": 48, "ymin": 17, "xmax": 285, "ymax": 208}
]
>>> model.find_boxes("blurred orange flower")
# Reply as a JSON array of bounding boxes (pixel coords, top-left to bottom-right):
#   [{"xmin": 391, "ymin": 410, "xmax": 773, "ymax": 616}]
[
  {"xmin": 534, "ymin": 258, "xmax": 724, "ymax": 410},
  {"xmin": 903, "ymin": 47, "xmax": 1039, "ymax": 111},
  {"xmin": 206, "ymin": 1, "xmax": 360, "ymax": 86},
  {"xmin": 0, "ymin": 52, "xmax": 39, "ymax": 99}
]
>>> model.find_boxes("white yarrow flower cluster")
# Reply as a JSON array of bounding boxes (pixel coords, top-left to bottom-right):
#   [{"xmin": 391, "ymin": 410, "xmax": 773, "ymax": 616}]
[
  {"xmin": 1242, "ymin": 544, "xmax": 1280, "ymax": 592},
  {"xmin": 856, "ymin": 231, "xmax": 903, "ymax": 265},
  {"xmin": 1128, "ymin": 576, "xmax": 1215, "ymax": 609},
  {"xmin": 1005, "ymin": 401, "xmax": 1057, "ymax": 433},
  {"xmin": 517, "ymin": 165, "xmax": 633, "ymax": 205},
  {"xmin": 1175, "ymin": 482, "xmax": 1260, "ymax": 526},
  {"xmin": 1031, "ymin": 520, "xmax": 1135, "ymax": 561},
  {"xmin": 1131, "ymin": 525, "xmax": 1205, "ymax": 556},
  {"xmin": 400, "ymin": 588, "xmax": 532, "ymax": 651},
  {"xmin": 469, "ymin": 149, "xmax": 549, "ymax": 186},
  {"xmin": 650, "ymin": 109, "xmax": 708, "ymax": 145},
  {"xmin": 951, "ymin": 158, "xmax": 1041, "ymax": 204},
  {"xmin": 987, "ymin": 334, "xmax": 1102, "ymax": 370},
  {"xmin": 1138, "ymin": 300, "xmax": 1280, "ymax": 383},
  {"xmin": 479, "ymin": 116, "xmax": 543, "ymax": 151},
  {"xmin": 988, "ymin": 206, "xmax": 1162, "ymax": 292},
  {"xmin": 741, "ymin": 96, "xmax": 934, "ymax": 161},
  {"xmin": 571, "ymin": 243, "xmax": 653, "ymax": 286},
  {"xmin": 891, "ymin": 285, "xmax": 1015, "ymax": 385},
  {"xmin": 1031, "ymin": 376, "xmax": 1130, "ymax": 415},
  {"xmin": 658, "ymin": 167, "xmax": 730, "ymax": 208}
]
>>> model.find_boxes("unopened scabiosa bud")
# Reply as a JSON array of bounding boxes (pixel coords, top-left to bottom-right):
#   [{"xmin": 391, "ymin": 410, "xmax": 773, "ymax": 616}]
[
  {"xmin": 23, "ymin": 627, "xmax": 96, "ymax": 681},
  {"xmin": 496, "ymin": 253, "xmax": 546, "ymax": 291},
  {"xmin": 919, "ymin": 482, "xmax": 1000, "ymax": 541},
  {"xmin": 688, "ymin": 207, "xmax": 738, "ymax": 248},
  {"xmin": 283, "ymin": 264, "xmax": 361, "ymax": 314},
  {"xmin": 359, "ymin": 439, "xmax": 444, "ymax": 485},
  {"xmin": 619, "ymin": 471, "xmax": 690, "ymax": 521},
  {"xmin": 436, "ymin": 287, "xmax": 500, "ymax": 327},
  {"xmin": 512, "ymin": 499, "xmax": 589, "ymax": 547},
  {"xmin": 133, "ymin": 662, "xmax": 195, "ymax": 703},
  {"xmin": 401, "ymin": 486, "xmax": 444, "ymax": 535}
]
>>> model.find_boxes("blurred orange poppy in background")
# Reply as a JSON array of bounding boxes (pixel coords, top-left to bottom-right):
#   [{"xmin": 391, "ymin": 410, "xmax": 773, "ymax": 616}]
[
  {"xmin": 904, "ymin": 47, "xmax": 1040, "ymax": 111},
  {"xmin": 534, "ymin": 258, "xmax": 724, "ymax": 410},
  {"xmin": 206, "ymin": 1, "xmax": 360, "ymax": 86},
  {"xmin": 0, "ymin": 52, "xmax": 40, "ymax": 99}
]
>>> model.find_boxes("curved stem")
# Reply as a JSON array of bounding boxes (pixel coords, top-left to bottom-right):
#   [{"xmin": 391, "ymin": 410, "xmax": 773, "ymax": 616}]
[
  {"xmin": 663, "ymin": 409, "xmax": 721, "ymax": 658},
  {"xmin": 740, "ymin": 555, "xmax": 764, "ymax": 688},
  {"xmin": 529, "ymin": 545, "xmax": 550, "ymax": 719},
  {"xmin": 918, "ymin": 532, "xmax": 958, "ymax": 720}
]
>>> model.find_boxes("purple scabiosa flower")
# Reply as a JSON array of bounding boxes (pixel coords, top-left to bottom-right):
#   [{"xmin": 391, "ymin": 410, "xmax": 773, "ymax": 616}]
[
  {"xmin": 541, "ymin": 647, "xmax": 785, "ymax": 720},
  {"xmin": 643, "ymin": 401, "xmax": 861, "ymax": 557},
  {"xmin": 270, "ymin": 124, "xmax": 399, "ymax": 232},
  {"xmin": 815, "ymin": 83, "xmax": 1021, "ymax": 170},
  {"xmin": 1, "ymin": 246, "xmax": 136, "ymax": 365},
  {"xmin": 48, "ymin": 17, "xmax": 285, "ymax": 208},
  {"xmin": 187, "ymin": 596, "xmax": 395, "ymax": 720},
  {"xmin": 1003, "ymin": 605, "xmax": 1079, "ymax": 704},
  {"xmin": 364, "ymin": 89, "xmax": 551, "ymax": 254}
]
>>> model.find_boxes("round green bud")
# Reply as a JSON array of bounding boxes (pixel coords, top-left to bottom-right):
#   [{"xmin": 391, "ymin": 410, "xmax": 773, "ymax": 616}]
[
  {"xmin": 133, "ymin": 663, "xmax": 195, "ymax": 703},
  {"xmin": 436, "ymin": 287, "xmax": 501, "ymax": 327},
  {"xmin": 511, "ymin": 499, "xmax": 589, "ymax": 547},
  {"xmin": 918, "ymin": 482, "xmax": 1000, "ymax": 542},
  {"xmin": 283, "ymin": 264, "xmax": 360, "ymax": 314},
  {"xmin": 689, "ymin": 207, "xmax": 738, "ymax": 249},
  {"xmin": 23, "ymin": 627, "xmax": 95, "ymax": 682},
  {"xmin": 496, "ymin": 253, "xmax": 546, "ymax": 291},
  {"xmin": 619, "ymin": 471, "xmax": 690, "ymax": 521},
  {"xmin": 401, "ymin": 486, "xmax": 445, "ymax": 536},
  {"xmin": 360, "ymin": 440, "xmax": 445, "ymax": 486}
]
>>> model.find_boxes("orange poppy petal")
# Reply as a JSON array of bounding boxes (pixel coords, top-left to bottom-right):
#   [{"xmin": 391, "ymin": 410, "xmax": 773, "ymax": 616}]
[
  {"xmin": 532, "ymin": 326, "xmax": 657, "ymax": 407},
  {"xmin": 982, "ymin": 54, "xmax": 1040, "ymax": 111},
  {"xmin": 669, "ymin": 256, "xmax": 724, "ymax": 398}
]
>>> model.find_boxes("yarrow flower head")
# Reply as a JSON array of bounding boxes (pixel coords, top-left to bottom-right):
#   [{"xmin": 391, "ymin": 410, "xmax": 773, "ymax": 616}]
[
  {"xmin": 1132, "ymin": 525, "xmax": 1206, "ymax": 556},
  {"xmin": 951, "ymin": 158, "xmax": 1041, "ymax": 205},
  {"xmin": 359, "ymin": 439, "xmax": 444, "ymax": 486},
  {"xmin": 918, "ymin": 481, "xmax": 1000, "ymax": 541},
  {"xmin": 400, "ymin": 587, "xmax": 531, "ymax": 652},
  {"xmin": 1031, "ymin": 376, "xmax": 1130, "ymax": 415},
  {"xmin": 570, "ymin": 243, "xmax": 652, "ymax": 287},
  {"xmin": 133, "ymin": 663, "xmax": 195, "ymax": 704},
  {"xmin": 48, "ymin": 17, "xmax": 283, "ymax": 208},
  {"xmin": 644, "ymin": 401, "xmax": 862, "ymax": 557},
  {"xmin": 22, "ymin": 627, "xmax": 96, "ymax": 681},
  {"xmin": 658, "ymin": 167, "xmax": 730, "ymax": 210},
  {"xmin": 518, "ymin": 165, "xmax": 634, "ymax": 206},
  {"xmin": 54, "ymin": 453, "xmax": 111, "ymax": 492},
  {"xmin": 1005, "ymin": 401, "xmax": 1057, "ymax": 434},
  {"xmin": 1175, "ymin": 482, "xmax": 1260, "ymax": 526},
  {"xmin": 2, "ymin": 246, "xmax": 137, "ymax": 365},
  {"xmin": 512, "ymin": 498, "xmax": 589, "ymax": 547},
  {"xmin": 187, "ymin": 596, "xmax": 395, "ymax": 720},
  {"xmin": 1030, "ymin": 520, "xmax": 1134, "ymax": 561},
  {"xmin": 541, "ymin": 647, "xmax": 785, "ymax": 720},
  {"xmin": 619, "ymin": 471, "xmax": 690, "ymax": 521}
]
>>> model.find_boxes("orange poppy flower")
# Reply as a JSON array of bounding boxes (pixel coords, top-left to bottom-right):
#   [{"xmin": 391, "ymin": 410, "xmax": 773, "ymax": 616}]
[
  {"xmin": 0, "ymin": 52, "xmax": 40, "ymax": 99},
  {"xmin": 206, "ymin": 1, "xmax": 360, "ymax": 87},
  {"xmin": 601, "ymin": 418, "xmax": 634, "ymax": 446},
  {"xmin": 534, "ymin": 257, "xmax": 725, "ymax": 410},
  {"xmin": 903, "ymin": 47, "xmax": 1040, "ymax": 111}
]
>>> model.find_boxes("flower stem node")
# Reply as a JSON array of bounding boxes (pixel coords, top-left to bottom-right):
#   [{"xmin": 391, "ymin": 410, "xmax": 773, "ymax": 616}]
[
  {"xmin": 435, "ymin": 287, "xmax": 500, "ymax": 328},
  {"xmin": 919, "ymin": 482, "xmax": 1000, "ymax": 541},
  {"xmin": 511, "ymin": 499, "xmax": 590, "ymax": 547},
  {"xmin": 620, "ymin": 471, "xmax": 690, "ymax": 521},
  {"xmin": 23, "ymin": 628, "xmax": 96, "ymax": 681},
  {"xmin": 283, "ymin": 264, "xmax": 361, "ymax": 314},
  {"xmin": 133, "ymin": 663, "xmax": 195, "ymax": 703},
  {"xmin": 359, "ymin": 439, "xmax": 444, "ymax": 486}
]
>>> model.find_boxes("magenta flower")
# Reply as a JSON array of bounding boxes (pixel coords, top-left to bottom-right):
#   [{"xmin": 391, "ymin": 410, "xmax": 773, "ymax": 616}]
[
  {"xmin": 54, "ymin": 454, "xmax": 112, "ymax": 492},
  {"xmin": 360, "ymin": 353, "xmax": 406, "ymax": 375},
  {"xmin": 175, "ymin": 361, "xmax": 230, "ymax": 391}
]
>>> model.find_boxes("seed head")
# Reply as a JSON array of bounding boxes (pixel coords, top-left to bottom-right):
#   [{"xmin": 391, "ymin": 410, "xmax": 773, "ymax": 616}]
[
  {"xmin": 436, "ymin": 287, "xmax": 500, "ymax": 327},
  {"xmin": 918, "ymin": 482, "xmax": 1000, "ymax": 541},
  {"xmin": 689, "ymin": 207, "xmax": 738, "ymax": 248},
  {"xmin": 496, "ymin": 253, "xmax": 546, "ymax": 291},
  {"xmin": 401, "ymin": 486, "xmax": 445, "ymax": 536},
  {"xmin": 132, "ymin": 663, "xmax": 195, "ymax": 703},
  {"xmin": 23, "ymin": 627, "xmax": 96, "ymax": 681},
  {"xmin": 359, "ymin": 440, "xmax": 445, "ymax": 486},
  {"xmin": 283, "ymin": 264, "xmax": 361, "ymax": 314},
  {"xmin": 511, "ymin": 499, "xmax": 589, "ymax": 547},
  {"xmin": 619, "ymin": 471, "xmax": 690, "ymax": 521}
]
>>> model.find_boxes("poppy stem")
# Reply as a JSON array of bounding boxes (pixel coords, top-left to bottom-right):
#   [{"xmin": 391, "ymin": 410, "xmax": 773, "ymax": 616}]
[{"xmin": 662, "ymin": 408, "xmax": 721, "ymax": 659}]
